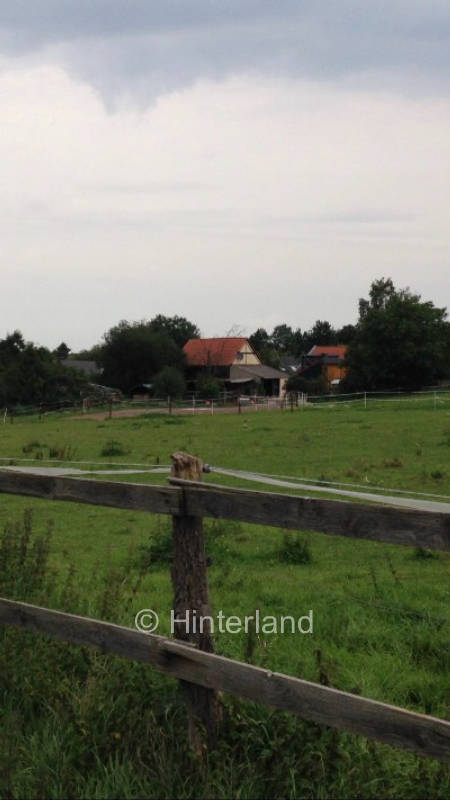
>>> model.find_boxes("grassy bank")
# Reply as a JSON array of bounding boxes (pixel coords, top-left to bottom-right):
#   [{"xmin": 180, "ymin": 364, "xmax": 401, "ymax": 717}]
[{"xmin": 0, "ymin": 405, "xmax": 449, "ymax": 797}]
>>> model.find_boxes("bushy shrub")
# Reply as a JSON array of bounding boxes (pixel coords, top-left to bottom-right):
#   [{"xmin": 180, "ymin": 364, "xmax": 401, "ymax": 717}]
[
  {"xmin": 279, "ymin": 532, "xmax": 312, "ymax": 564},
  {"xmin": 0, "ymin": 509, "xmax": 54, "ymax": 601},
  {"xmin": 100, "ymin": 440, "xmax": 128, "ymax": 457},
  {"xmin": 152, "ymin": 366, "xmax": 185, "ymax": 398},
  {"xmin": 286, "ymin": 374, "xmax": 328, "ymax": 395},
  {"xmin": 138, "ymin": 526, "xmax": 173, "ymax": 567},
  {"xmin": 196, "ymin": 374, "xmax": 221, "ymax": 399}
]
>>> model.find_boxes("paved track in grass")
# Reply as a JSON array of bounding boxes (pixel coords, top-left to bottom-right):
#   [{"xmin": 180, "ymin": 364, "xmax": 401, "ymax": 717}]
[{"xmin": 2, "ymin": 465, "xmax": 449, "ymax": 514}]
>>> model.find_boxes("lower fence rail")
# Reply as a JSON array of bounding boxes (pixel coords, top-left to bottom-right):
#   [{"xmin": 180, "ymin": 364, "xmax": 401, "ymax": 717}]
[{"xmin": 0, "ymin": 597, "xmax": 449, "ymax": 763}]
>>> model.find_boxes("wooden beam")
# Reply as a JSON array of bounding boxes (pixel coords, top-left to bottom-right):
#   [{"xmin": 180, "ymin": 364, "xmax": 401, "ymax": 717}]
[
  {"xmin": 1, "ymin": 470, "xmax": 449, "ymax": 552},
  {"xmin": 172, "ymin": 478, "xmax": 450, "ymax": 552},
  {"xmin": 0, "ymin": 598, "xmax": 448, "ymax": 762},
  {"xmin": 0, "ymin": 470, "xmax": 178, "ymax": 515}
]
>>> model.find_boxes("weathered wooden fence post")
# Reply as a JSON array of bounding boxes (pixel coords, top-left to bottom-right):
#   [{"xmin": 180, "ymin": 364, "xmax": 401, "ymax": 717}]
[{"xmin": 170, "ymin": 451, "xmax": 220, "ymax": 752}]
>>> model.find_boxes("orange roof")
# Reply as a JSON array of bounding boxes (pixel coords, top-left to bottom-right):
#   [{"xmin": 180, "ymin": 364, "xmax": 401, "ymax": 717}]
[
  {"xmin": 307, "ymin": 345, "xmax": 347, "ymax": 358},
  {"xmin": 183, "ymin": 338, "xmax": 249, "ymax": 367}
]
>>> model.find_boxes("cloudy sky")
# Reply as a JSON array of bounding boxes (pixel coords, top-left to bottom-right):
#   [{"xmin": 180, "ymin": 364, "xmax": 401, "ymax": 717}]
[{"xmin": 1, "ymin": 1, "xmax": 449, "ymax": 350}]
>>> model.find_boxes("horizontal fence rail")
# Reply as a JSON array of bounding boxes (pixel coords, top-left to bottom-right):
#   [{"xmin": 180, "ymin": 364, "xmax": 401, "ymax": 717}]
[
  {"xmin": 0, "ymin": 470, "xmax": 449, "ymax": 552},
  {"xmin": 0, "ymin": 598, "xmax": 449, "ymax": 763}
]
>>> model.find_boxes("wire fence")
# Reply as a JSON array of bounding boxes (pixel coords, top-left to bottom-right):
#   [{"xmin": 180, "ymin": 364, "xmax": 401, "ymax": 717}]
[
  {"xmin": 3, "ymin": 387, "xmax": 450, "ymax": 423},
  {"xmin": 1, "ymin": 393, "xmax": 288, "ymax": 422},
  {"xmin": 306, "ymin": 388, "xmax": 450, "ymax": 411}
]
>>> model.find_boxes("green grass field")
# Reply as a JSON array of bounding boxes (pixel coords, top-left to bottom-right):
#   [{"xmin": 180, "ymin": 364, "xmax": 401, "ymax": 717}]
[{"xmin": 0, "ymin": 405, "xmax": 449, "ymax": 798}]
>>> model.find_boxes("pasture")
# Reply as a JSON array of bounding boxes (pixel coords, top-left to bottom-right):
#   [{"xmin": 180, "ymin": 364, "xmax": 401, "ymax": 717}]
[{"xmin": 0, "ymin": 403, "xmax": 449, "ymax": 798}]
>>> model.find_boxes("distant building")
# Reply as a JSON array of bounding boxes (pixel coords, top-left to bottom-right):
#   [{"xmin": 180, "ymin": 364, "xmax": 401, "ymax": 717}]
[
  {"xmin": 183, "ymin": 337, "xmax": 286, "ymax": 397},
  {"xmin": 297, "ymin": 345, "xmax": 348, "ymax": 390}
]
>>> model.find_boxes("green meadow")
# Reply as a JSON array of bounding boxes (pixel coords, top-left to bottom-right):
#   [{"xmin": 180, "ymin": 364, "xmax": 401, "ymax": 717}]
[{"xmin": 0, "ymin": 404, "xmax": 449, "ymax": 798}]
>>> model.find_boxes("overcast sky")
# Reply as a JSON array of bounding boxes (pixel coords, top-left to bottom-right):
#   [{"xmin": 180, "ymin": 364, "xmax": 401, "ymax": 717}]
[{"xmin": 1, "ymin": 1, "xmax": 449, "ymax": 350}]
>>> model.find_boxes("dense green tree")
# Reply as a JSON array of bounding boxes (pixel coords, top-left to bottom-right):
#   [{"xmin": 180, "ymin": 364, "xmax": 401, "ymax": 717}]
[
  {"xmin": 0, "ymin": 331, "xmax": 87, "ymax": 407},
  {"xmin": 344, "ymin": 278, "xmax": 450, "ymax": 390},
  {"xmin": 53, "ymin": 342, "xmax": 70, "ymax": 360},
  {"xmin": 249, "ymin": 328, "xmax": 270, "ymax": 355},
  {"xmin": 289, "ymin": 328, "xmax": 305, "ymax": 357},
  {"xmin": 271, "ymin": 324, "xmax": 294, "ymax": 354},
  {"xmin": 148, "ymin": 315, "xmax": 200, "ymax": 349},
  {"xmin": 100, "ymin": 320, "xmax": 184, "ymax": 393},
  {"xmin": 70, "ymin": 344, "xmax": 104, "ymax": 363},
  {"xmin": 303, "ymin": 320, "xmax": 337, "ymax": 351},
  {"xmin": 248, "ymin": 328, "xmax": 280, "ymax": 367},
  {"xmin": 249, "ymin": 326, "xmax": 304, "ymax": 361},
  {"xmin": 286, "ymin": 373, "xmax": 328, "ymax": 395},
  {"xmin": 335, "ymin": 324, "xmax": 356, "ymax": 344},
  {"xmin": 152, "ymin": 366, "xmax": 186, "ymax": 398},
  {"xmin": 196, "ymin": 374, "xmax": 221, "ymax": 399}
]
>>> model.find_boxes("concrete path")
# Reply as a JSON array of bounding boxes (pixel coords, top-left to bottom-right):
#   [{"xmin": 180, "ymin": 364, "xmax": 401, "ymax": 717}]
[
  {"xmin": 1, "ymin": 466, "xmax": 167, "ymax": 477},
  {"xmin": 213, "ymin": 468, "xmax": 450, "ymax": 514},
  {"xmin": 2, "ymin": 465, "xmax": 449, "ymax": 514}
]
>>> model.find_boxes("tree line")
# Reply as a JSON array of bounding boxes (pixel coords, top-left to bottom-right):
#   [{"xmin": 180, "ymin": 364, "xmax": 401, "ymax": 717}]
[
  {"xmin": 249, "ymin": 320, "xmax": 356, "ymax": 367},
  {"xmin": 1, "ymin": 279, "xmax": 449, "ymax": 407},
  {"xmin": 0, "ymin": 331, "xmax": 86, "ymax": 409}
]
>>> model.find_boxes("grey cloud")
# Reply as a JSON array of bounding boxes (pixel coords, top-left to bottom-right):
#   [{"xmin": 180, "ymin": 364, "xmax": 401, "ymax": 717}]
[{"xmin": 1, "ymin": 1, "xmax": 449, "ymax": 101}]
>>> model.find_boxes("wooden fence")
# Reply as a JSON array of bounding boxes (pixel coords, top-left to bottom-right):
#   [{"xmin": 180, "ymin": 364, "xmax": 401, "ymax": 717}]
[{"xmin": 0, "ymin": 457, "xmax": 449, "ymax": 763}]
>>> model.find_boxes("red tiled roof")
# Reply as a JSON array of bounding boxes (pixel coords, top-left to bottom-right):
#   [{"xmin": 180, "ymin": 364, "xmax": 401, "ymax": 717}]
[
  {"xmin": 183, "ymin": 338, "xmax": 249, "ymax": 367},
  {"xmin": 307, "ymin": 345, "xmax": 347, "ymax": 358}
]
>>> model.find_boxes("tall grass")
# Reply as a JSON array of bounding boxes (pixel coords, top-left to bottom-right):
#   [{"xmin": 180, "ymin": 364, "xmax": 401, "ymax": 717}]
[{"xmin": 0, "ymin": 510, "xmax": 449, "ymax": 799}]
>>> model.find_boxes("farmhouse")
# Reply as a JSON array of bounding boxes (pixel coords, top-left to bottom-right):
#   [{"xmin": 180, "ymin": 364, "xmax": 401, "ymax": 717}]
[
  {"xmin": 297, "ymin": 345, "xmax": 348, "ymax": 390},
  {"xmin": 183, "ymin": 337, "xmax": 287, "ymax": 397}
]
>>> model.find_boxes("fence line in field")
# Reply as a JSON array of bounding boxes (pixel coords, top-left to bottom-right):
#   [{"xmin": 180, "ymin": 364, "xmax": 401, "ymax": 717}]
[
  {"xmin": 0, "ymin": 460, "xmax": 449, "ymax": 762},
  {"xmin": 1, "ymin": 394, "xmax": 287, "ymax": 421},
  {"xmin": 4, "ymin": 386, "xmax": 450, "ymax": 422},
  {"xmin": 307, "ymin": 388, "xmax": 450, "ymax": 409}
]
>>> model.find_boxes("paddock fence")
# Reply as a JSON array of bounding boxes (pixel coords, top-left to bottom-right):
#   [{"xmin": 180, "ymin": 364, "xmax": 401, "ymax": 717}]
[
  {"xmin": 0, "ymin": 460, "xmax": 449, "ymax": 763},
  {"xmin": 4, "ymin": 387, "xmax": 450, "ymax": 423}
]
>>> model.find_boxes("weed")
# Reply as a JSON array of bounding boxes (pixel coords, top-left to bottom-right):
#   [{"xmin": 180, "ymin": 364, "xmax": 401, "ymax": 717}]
[
  {"xmin": 0, "ymin": 510, "xmax": 54, "ymax": 601},
  {"xmin": 315, "ymin": 648, "xmax": 330, "ymax": 686},
  {"xmin": 49, "ymin": 443, "xmax": 78, "ymax": 460},
  {"xmin": 316, "ymin": 472, "xmax": 332, "ymax": 485},
  {"xmin": 385, "ymin": 553, "xmax": 402, "ymax": 585},
  {"xmin": 100, "ymin": 440, "xmax": 128, "ymax": 457},
  {"xmin": 22, "ymin": 440, "xmax": 44, "ymax": 453},
  {"xmin": 244, "ymin": 619, "xmax": 256, "ymax": 663},
  {"xmin": 383, "ymin": 457, "xmax": 403, "ymax": 468},
  {"xmin": 369, "ymin": 565, "xmax": 381, "ymax": 597},
  {"xmin": 414, "ymin": 546, "xmax": 436, "ymax": 560},
  {"xmin": 279, "ymin": 532, "xmax": 311, "ymax": 564},
  {"xmin": 138, "ymin": 527, "xmax": 173, "ymax": 567},
  {"xmin": 430, "ymin": 469, "xmax": 445, "ymax": 480}
]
